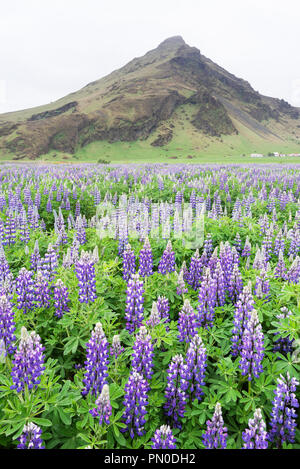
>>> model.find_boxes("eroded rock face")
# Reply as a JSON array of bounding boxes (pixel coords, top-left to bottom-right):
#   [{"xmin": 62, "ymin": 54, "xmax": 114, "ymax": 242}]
[
  {"xmin": 28, "ymin": 102, "xmax": 78, "ymax": 121},
  {"xmin": 0, "ymin": 36, "xmax": 299, "ymax": 158}
]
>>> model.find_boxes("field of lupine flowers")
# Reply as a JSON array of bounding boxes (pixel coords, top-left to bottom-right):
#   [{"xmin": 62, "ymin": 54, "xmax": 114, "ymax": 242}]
[{"xmin": 0, "ymin": 162, "xmax": 299, "ymax": 450}]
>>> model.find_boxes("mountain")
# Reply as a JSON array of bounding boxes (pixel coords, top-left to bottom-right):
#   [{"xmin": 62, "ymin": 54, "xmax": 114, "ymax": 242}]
[{"xmin": 1, "ymin": 36, "xmax": 300, "ymax": 160}]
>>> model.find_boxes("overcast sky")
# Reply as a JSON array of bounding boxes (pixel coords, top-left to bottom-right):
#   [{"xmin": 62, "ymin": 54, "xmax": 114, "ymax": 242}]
[{"xmin": 1, "ymin": 0, "xmax": 300, "ymax": 114}]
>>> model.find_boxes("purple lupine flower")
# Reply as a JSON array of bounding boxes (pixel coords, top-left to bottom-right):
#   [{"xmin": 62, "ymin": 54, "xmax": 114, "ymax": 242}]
[
  {"xmin": 89, "ymin": 384, "xmax": 112, "ymax": 425},
  {"xmin": 178, "ymin": 299, "xmax": 198, "ymax": 343},
  {"xmin": 241, "ymin": 236, "xmax": 251, "ymax": 258},
  {"xmin": 287, "ymin": 256, "xmax": 300, "ymax": 284},
  {"xmin": 41, "ymin": 243, "xmax": 58, "ymax": 281},
  {"xmin": 75, "ymin": 216, "xmax": 86, "ymax": 245},
  {"xmin": 242, "ymin": 408, "xmax": 268, "ymax": 449},
  {"xmin": 121, "ymin": 370, "xmax": 149, "ymax": 438},
  {"xmin": 254, "ymin": 267, "xmax": 270, "ymax": 301},
  {"xmin": 213, "ymin": 261, "xmax": 226, "ymax": 307},
  {"xmin": 181, "ymin": 261, "xmax": 189, "ymax": 283},
  {"xmin": 75, "ymin": 250, "xmax": 97, "ymax": 304},
  {"xmin": 187, "ymin": 249, "xmax": 203, "ymax": 290},
  {"xmin": 122, "ymin": 243, "xmax": 136, "ymax": 282},
  {"xmin": 53, "ymin": 279, "xmax": 70, "ymax": 318},
  {"xmin": 0, "ymin": 245, "xmax": 11, "ymax": 286},
  {"xmin": 231, "ymin": 282, "xmax": 254, "ymax": 357},
  {"xmin": 273, "ymin": 307, "xmax": 294, "ymax": 355},
  {"xmin": 202, "ymin": 402, "xmax": 227, "ymax": 449},
  {"xmin": 274, "ymin": 250, "xmax": 287, "ymax": 280},
  {"xmin": 203, "ymin": 233, "xmax": 213, "ymax": 258},
  {"xmin": 11, "ymin": 327, "xmax": 45, "ymax": 393},
  {"xmin": 157, "ymin": 295, "xmax": 170, "ymax": 325},
  {"xmin": 269, "ymin": 373, "xmax": 299, "ymax": 447},
  {"xmin": 176, "ymin": 269, "xmax": 188, "ymax": 296},
  {"xmin": 131, "ymin": 326, "xmax": 154, "ymax": 382},
  {"xmin": 234, "ymin": 233, "xmax": 242, "ymax": 253},
  {"xmin": 17, "ymin": 422, "xmax": 45, "ymax": 449},
  {"xmin": 34, "ymin": 271, "xmax": 51, "ymax": 309},
  {"xmin": 239, "ymin": 310, "xmax": 264, "ymax": 381},
  {"xmin": 16, "ymin": 268, "xmax": 35, "ymax": 314},
  {"xmin": 110, "ymin": 334, "xmax": 124, "ymax": 358},
  {"xmin": 228, "ymin": 263, "xmax": 243, "ymax": 304},
  {"xmin": 19, "ymin": 210, "xmax": 30, "ymax": 244},
  {"xmin": 138, "ymin": 237, "xmax": 153, "ymax": 277},
  {"xmin": 183, "ymin": 335, "xmax": 207, "ymax": 401},
  {"xmin": 164, "ymin": 354, "xmax": 188, "ymax": 428},
  {"xmin": 30, "ymin": 240, "xmax": 41, "ymax": 272},
  {"xmin": 197, "ymin": 267, "xmax": 216, "ymax": 329},
  {"xmin": 0, "ymin": 294, "xmax": 16, "ymax": 355},
  {"xmin": 4, "ymin": 213, "xmax": 16, "ymax": 246},
  {"xmin": 125, "ymin": 274, "xmax": 145, "ymax": 334},
  {"xmin": 158, "ymin": 240, "xmax": 176, "ymax": 275},
  {"xmin": 146, "ymin": 301, "xmax": 161, "ymax": 328},
  {"xmin": 151, "ymin": 425, "xmax": 177, "ymax": 449},
  {"xmin": 82, "ymin": 322, "xmax": 109, "ymax": 397},
  {"xmin": 207, "ymin": 248, "xmax": 219, "ymax": 275}
]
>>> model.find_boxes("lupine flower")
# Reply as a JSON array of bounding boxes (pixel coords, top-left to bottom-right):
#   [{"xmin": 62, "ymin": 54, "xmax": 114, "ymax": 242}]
[
  {"xmin": 228, "ymin": 263, "xmax": 243, "ymax": 304},
  {"xmin": 131, "ymin": 326, "xmax": 154, "ymax": 381},
  {"xmin": 138, "ymin": 237, "xmax": 153, "ymax": 277},
  {"xmin": 183, "ymin": 335, "xmax": 207, "ymax": 401},
  {"xmin": 287, "ymin": 256, "xmax": 300, "ymax": 284},
  {"xmin": 82, "ymin": 322, "xmax": 109, "ymax": 397},
  {"xmin": 41, "ymin": 243, "xmax": 58, "ymax": 281},
  {"xmin": 176, "ymin": 269, "xmax": 188, "ymax": 295},
  {"xmin": 0, "ymin": 245, "xmax": 11, "ymax": 286},
  {"xmin": 203, "ymin": 234, "xmax": 213, "ymax": 258},
  {"xmin": 4, "ymin": 214, "xmax": 16, "ymax": 246},
  {"xmin": 75, "ymin": 250, "xmax": 97, "ymax": 304},
  {"xmin": 213, "ymin": 261, "xmax": 226, "ymax": 307},
  {"xmin": 234, "ymin": 233, "xmax": 242, "ymax": 253},
  {"xmin": 156, "ymin": 295, "xmax": 170, "ymax": 324},
  {"xmin": 30, "ymin": 240, "xmax": 41, "ymax": 271},
  {"xmin": 197, "ymin": 267, "xmax": 216, "ymax": 329},
  {"xmin": 269, "ymin": 373, "xmax": 299, "ymax": 447},
  {"xmin": 164, "ymin": 354, "xmax": 188, "ymax": 428},
  {"xmin": 242, "ymin": 236, "xmax": 251, "ymax": 258},
  {"xmin": 11, "ymin": 327, "xmax": 45, "ymax": 393},
  {"xmin": 187, "ymin": 249, "xmax": 203, "ymax": 290},
  {"xmin": 16, "ymin": 268, "xmax": 35, "ymax": 314},
  {"xmin": 274, "ymin": 250, "xmax": 287, "ymax": 280},
  {"xmin": 242, "ymin": 408, "xmax": 268, "ymax": 449},
  {"xmin": 0, "ymin": 294, "xmax": 16, "ymax": 355},
  {"xmin": 231, "ymin": 282, "xmax": 255, "ymax": 357},
  {"xmin": 90, "ymin": 384, "xmax": 112, "ymax": 425},
  {"xmin": 239, "ymin": 310, "xmax": 264, "ymax": 381},
  {"xmin": 151, "ymin": 425, "xmax": 177, "ymax": 449},
  {"xmin": 254, "ymin": 267, "xmax": 270, "ymax": 301},
  {"xmin": 53, "ymin": 279, "xmax": 70, "ymax": 318},
  {"xmin": 158, "ymin": 240, "xmax": 176, "ymax": 275},
  {"xmin": 110, "ymin": 334, "xmax": 124, "ymax": 358},
  {"xmin": 17, "ymin": 422, "xmax": 44, "ymax": 449},
  {"xmin": 122, "ymin": 244, "xmax": 136, "ymax": 281},
  {"xmin": 202, "ymin": 402, "xmax": 227, "ymax": 449},
  {"xmin": 121, "ymin": 370, "xmax": 149, "ymax": 438},
  {"xmin": 34, "ymin": 271, "xmax": 51, "ymax": 308},
  {"xmin": 178, "ymin": 299, "xmax": 198, "ymax": 343},
  {"xmin": 146, "ymin": 301, "xmax": 161, "ymax": 327},
  {"xmin": 125, "ymin": 274, "xmax": 145, "ymax": 334}
]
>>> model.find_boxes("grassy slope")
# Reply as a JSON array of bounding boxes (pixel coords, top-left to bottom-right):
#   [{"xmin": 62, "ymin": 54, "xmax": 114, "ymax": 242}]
[
  {"xmin": 27, "ymin": 102, "xmax": 300, "ymax": 165},
  {"xmin": 1, "ymin": 101, "xmax": 300, "ymax": 165}
]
